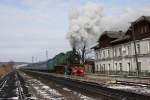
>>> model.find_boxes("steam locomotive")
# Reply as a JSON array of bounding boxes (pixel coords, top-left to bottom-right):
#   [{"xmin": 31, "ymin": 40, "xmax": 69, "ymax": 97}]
[{"xmin": 22, "ymin": 50, "xmax": 82, "ymax": 75}]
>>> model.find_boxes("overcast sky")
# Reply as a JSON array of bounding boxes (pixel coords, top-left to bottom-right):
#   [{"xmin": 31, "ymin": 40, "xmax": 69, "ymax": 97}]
[{"xmin": 0, "ymin": 0, "xmax": 150, "ymax": 62}]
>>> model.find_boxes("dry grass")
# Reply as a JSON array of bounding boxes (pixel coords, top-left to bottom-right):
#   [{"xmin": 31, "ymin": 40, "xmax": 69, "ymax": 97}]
[{"xmin": 0, "ymin": 63, "xmax": 13, "ymax": 78}]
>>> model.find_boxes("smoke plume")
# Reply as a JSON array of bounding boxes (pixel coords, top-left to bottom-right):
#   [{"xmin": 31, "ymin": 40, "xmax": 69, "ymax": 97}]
[
  {"xmin": 67, "ymin": 3, "xmax": 150, "ymax": 50},
  {"xmin": 67, "ymin": 3, "xmax": 103, "ymax": 49},
  {"xmin": 101, "ymin": 7, "xmax": 150, "ymax": 32}
]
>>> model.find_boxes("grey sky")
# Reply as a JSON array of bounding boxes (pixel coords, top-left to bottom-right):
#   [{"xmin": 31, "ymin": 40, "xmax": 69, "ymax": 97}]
[{"xmin": 0, "ymin": 0, "xmax": 150, "ymax": 62}]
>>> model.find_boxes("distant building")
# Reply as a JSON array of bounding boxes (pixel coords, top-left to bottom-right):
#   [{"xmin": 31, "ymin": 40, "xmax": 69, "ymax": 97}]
[{"xmin": 93, "ymin": 16, "xmax": 150, "ymax": 76}]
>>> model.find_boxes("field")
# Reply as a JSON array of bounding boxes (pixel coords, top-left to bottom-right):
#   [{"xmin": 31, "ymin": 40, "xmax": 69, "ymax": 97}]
[{"xmin": 0, "ymin": 63, "xmax": 13, "ymax": 78}]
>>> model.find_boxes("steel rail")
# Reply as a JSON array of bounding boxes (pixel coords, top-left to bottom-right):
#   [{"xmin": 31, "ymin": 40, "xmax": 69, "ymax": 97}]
[
  {"xmin": 0, "ymin": 73, "xmax": 11, "ymax": 90},
  {"xmin": 23, "ymin": 70, "xmax": 150, "ymax": 100},
  {"xmin": 0, "ymin": 79, "xmax": 7, "ymax": 90},
  {"xmin": 116, "ymin": 80, "xmax": 150, "ymax": 88},
  {"xmin": 15, "ymin": 72, "xmax": 24, "ymax": 100}
]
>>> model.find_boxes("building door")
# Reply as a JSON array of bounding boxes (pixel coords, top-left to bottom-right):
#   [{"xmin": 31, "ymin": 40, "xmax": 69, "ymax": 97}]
[
  {"xmin": 128, "ymin": 62, "xmax": 131, "ymax": 75},
  {"xmin": 115, "ymin": 63, "xmax": 117, "ymax": 74},
  {"xmin": 108, "ymin": 64, "xmax": 110, "ymax": 75},
  {"xmin": 138, "ymin": 62, "xmax": 141, "ymax": 73},
  {"xmin": 119, "ymin": 63, "xmax": 122, "ymax": 75},
  {"xmin": 103, "ymin": 64, "xmax": 105, "ymax": 74}
]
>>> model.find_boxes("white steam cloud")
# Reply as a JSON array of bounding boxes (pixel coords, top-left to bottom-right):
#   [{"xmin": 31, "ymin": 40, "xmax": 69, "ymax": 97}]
[
  {"xmin": 67, "ymin": 3, "xmax": 150, "ymax": 50},
  {"xmin": 101, "ymin": 7, "xmax": 150, "ymax": 31},
  {"xmin": 67, "ymin": 3, "xmax": 103, "ymax": 49}
]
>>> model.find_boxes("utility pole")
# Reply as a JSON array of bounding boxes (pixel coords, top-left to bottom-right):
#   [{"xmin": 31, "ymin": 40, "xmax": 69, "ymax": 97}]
[
  {"xmin": 32, "ymin": 56, "xmax": 34, "ymax": 63},
  {"xmin": 33, "ymin": 57, "xmax": 38, "ymax": 63},
  {"xmin": 46, "ymin": 49, "xmax": 48, "ymax": 60},
  {"xmin": 131, "ymin": 24, "xmax": 140, "ymax": 77}
]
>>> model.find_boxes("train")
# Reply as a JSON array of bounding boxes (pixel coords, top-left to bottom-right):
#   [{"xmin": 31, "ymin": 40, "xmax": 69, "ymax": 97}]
[{"xmin": 22, "ymin": 50, "xmax": 83, "ymax": 75}]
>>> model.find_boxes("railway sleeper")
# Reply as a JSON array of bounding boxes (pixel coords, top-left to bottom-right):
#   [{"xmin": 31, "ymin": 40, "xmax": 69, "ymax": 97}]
[{"xmin": 23, "ymin": 70, "xmax": 150, "ymax": 100}]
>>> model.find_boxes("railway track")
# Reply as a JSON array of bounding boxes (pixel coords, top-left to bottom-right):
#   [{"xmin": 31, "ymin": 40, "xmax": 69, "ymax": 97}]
[
  {"xmin": 116, "ymin": 80, "xmax": 150, "ymax": 88},
  {"xmin": 0, "ymin": 72, "xmax": 12, "ymax": 91},
  {"xmin": 23, "ymin": 70, "xmax": 150, "ymax": 100},
  {"xmin": 0, "ymin": 71, "xmax": 32, "ymax": 100},
  {"xmin": 0, "ymin": 77, "xmax": 8, "ymax": 90},
  {"xmin": 16, "ymin": 72, "xmax": 24, "ymax": 100}
]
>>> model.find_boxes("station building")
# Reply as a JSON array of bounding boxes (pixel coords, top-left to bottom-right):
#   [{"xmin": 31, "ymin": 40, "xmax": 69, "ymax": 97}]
[{"xmin": 93, "ymin": 16, "xmax": 150, "ymax": 76}]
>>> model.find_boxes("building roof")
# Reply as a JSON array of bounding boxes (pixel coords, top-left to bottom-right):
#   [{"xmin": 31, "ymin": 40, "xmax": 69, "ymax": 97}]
[
  {"xmin": 91, "ymin": 43, "xmax": 99, "ymax": 49},
  {"xmin": 100, "ymin": 31, "xmax": 125, "ymax": 39},
  {"xmin": 85, "ymin": 58, "xmax": 94, "ymax": 65},
  {"xmin": 92, "ymin": 31, "xmax": 125, "ymax": 49},
  {"xmin": 92, "ymin": 16, "xmax": 150, "ymax": 50},
  {"xmin": 132, "ymin": 16, "xmax": 150, "ymax": 25},
  {"xmin": 111, "ymin": 35, "xmax": 130, "ymax": 43}
]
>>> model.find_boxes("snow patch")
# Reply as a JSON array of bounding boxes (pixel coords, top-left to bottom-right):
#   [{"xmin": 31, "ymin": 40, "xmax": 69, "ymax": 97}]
[
  {"xmin": 63, "ymin": 87, "xmax": 71, "ymax": 91},
  {"xmin": 108, "ymin": 85, "xmax": 150, "ymax": 96}
]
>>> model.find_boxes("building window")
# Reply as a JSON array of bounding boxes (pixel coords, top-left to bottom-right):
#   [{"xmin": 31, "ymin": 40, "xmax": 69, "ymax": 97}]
[
  {"xmin": 100, "ymin": 65, "xmax": 103, "ymax": 72},
  {"xmin": 141, "ymin": 27, "xmax": 144, "ymax": 33},
  {"xmin": 103, "ymin": 64, "xmax": 105, "ymax": 72},
  {"xmin": 138, "ymin": 27, "xmax": 141, "ymax": 33},
  {"xmin": 115, "ymin": 63, "xmax": 117, "ymax": 72},
  {"xmin": 144, "ymin": 26, "xmax": 147, "ymax": 33},
  {"xmin": 108, "ymin": 49, "xmax": 110, "ymax": 57},
  {"xmin": 137, "ymin": 44, "xmax": 140, "ymax": 54},
  {"xmin": 99, "ymin": 51, "xmax": 101, "ymax": 59},
  {"xmin": 148, "ymin": 42, "xmax": 150, "ymax": 53},
  {"xmin": 96, "ymin": 52, "xmax": 98, "ymax": 59},
  {"xmin": 128, "ymin": 62, "xmax": 131, "ymax": 72},
  {"xmin": 112, "ymin": 64, "xmax": 114, "ymax": 72},
  {"xmin": 96, "ymin": 64, "xmax": 98, "ymax": 72},
  {"xmin": 108, "ymin": 64, "xmax": 111, "ymax": 71},
  {"xmin": 99, "ymin": 64, "xmax": 101, "ymax": 72},
  {"xmin": 103, "ymin": 51, "xmax": 105, "ymax": 58},
  {"xmin": 97, "ymin": 52, "xmax": 99, "ymax": 59},
  {"xmin": 119, "ymin": 47, "xmax": 122, "ymax": 56},
  {"xmin": 119, "ymin": 63, "xmax": 122, "ymax": 71},
  {"xmin": 138, "ymin": 62, "xmax": 141, "ymax": 72},
  {"xmin": 127, "ymin": 45, "xmax": 131, "ymax": 55},
  {"xmin": 114, "ymin": 48, "xmax": 117, "ymax": 57}
]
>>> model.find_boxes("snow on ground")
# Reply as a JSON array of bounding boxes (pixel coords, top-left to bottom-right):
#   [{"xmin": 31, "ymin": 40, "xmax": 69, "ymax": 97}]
[
  {"xmin": 6, "ymin": 97, "xmax": 19, "ymax": 100},
  {"xmin": 72, "ymin": 91, "xmax": 94, "ymax": 100},
  {"xmin": 26, "ymin": 79, "xmax": 64, "ymax": 100},
  {"xmin": 23, "ymin": 74, "xmax": 95, "ymax": 100},
  {"xmin": 62, "ymin": 87, "xmax": 71, "ymax": 92},
  {"xmin": 108, "ymin": 84, "xmax": 150, "ymax": 96}
]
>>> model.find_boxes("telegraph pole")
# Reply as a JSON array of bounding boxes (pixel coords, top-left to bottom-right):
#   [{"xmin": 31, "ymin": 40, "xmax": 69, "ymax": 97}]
[
  {"xmin": 46, "ymin": 49, "xmax": 48, "ymax": 60},
  {"xmin": 131, "ymin": 24, "xmax": 140, "ymax": 77},
  {"xmin": 32, "ymin": 56, "xmax": 34, "ymax": 63}
]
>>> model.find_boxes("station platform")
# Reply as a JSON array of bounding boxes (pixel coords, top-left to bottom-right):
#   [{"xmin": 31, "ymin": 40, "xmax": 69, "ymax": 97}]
[
  {"xmin": 44, "ymin": 72, "xmax": 150, "ymax": 85},
  {"xmin": 85, "ymin": 73, "xmax": 150, "ymax": 85}
]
